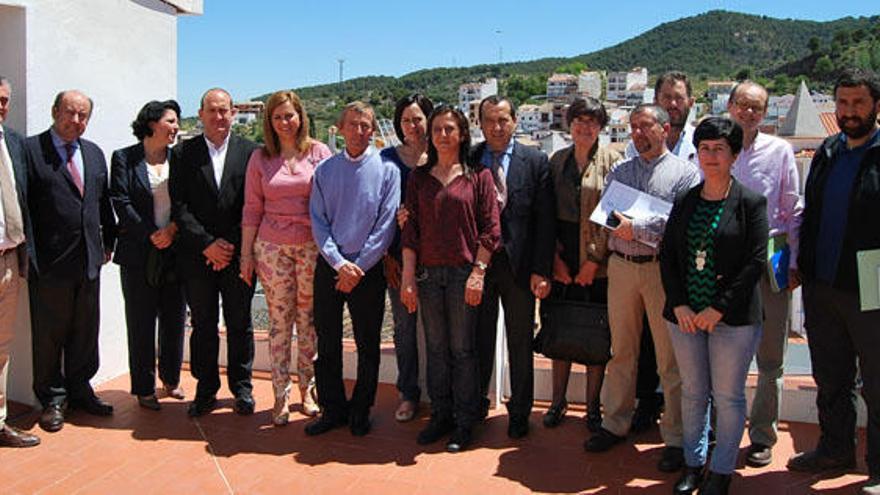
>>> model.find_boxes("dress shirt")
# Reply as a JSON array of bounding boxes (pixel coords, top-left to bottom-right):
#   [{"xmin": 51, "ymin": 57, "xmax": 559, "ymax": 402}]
[
  {"xmin": 50, "ymin": 127, "xmax": 84, "ymax": 186},
  {"xmin": 0, "ymin": 126, "xmax": 19, "ymax": 249},
  {"xmin": 480, "ymin": 138, "xmax": 515, "ymax": 181},
  {"xmin": 310, "ymin": 146, "xmax": 400, "ymax": 272},
  {"xmin": 625, "ymin": 123, "xmax": 697, "ymax": 163},
  {"xmin": 204, "ymin": 133, "xmax": 231, "ymax": 187},
  {"xmin": 731, "ymin": 132, "xmax": 802, "ymax": 269},
  {"xmin": 605, "ymin": 150, "xmax": 701, "ymax": 256}
]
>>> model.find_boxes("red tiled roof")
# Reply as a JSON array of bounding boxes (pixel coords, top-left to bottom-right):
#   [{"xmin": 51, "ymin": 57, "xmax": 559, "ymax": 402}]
[{"xmin": 820, "ymin": 112, "xmax": 840, "ymax": 136}]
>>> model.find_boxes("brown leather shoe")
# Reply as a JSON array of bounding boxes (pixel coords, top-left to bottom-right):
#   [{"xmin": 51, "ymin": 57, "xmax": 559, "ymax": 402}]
[
  {"xmin": 38, "ymin": 404, "xmax": 65, "ymax": 432},
  {"xmin": 0, "ymin": 425, "xmax": 40, "ymax": 448}
]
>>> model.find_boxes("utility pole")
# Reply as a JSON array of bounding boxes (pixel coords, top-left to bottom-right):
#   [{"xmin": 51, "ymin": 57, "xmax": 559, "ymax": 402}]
[
  {"xmin": 337, "ymin": 58, "xmax": 345, "ymax": 89},
  {"xmin": 495, "ymin": 30, "xmax": 503, "ymax": 64}
]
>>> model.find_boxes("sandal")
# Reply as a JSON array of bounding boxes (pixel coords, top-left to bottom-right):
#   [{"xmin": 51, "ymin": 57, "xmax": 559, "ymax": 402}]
[{"xmin": 395, "ymin": 400, "xmax": 418, "ymax": 422}]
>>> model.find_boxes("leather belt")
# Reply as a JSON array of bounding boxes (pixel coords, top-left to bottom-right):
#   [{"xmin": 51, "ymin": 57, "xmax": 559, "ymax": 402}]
[{"xmin": 612, "ymin": 251, "xmax": 659, "ymax": 264}]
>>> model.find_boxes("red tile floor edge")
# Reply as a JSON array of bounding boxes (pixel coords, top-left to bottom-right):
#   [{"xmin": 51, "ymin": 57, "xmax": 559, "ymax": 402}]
[{"xmin": 0, "ymin": 369, "xmax": 870, "ymax": 494}]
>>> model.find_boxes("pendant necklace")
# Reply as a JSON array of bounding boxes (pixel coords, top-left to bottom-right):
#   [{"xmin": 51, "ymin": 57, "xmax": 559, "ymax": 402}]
[{"xmin": 694, "ymin": 179, "xmax": 732, "ymax": 272}]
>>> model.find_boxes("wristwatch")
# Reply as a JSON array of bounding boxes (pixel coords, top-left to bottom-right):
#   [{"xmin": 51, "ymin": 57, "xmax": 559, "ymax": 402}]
[{"xmin": 473, "ymin": 260, "xmax": 488, "ymax": 272}]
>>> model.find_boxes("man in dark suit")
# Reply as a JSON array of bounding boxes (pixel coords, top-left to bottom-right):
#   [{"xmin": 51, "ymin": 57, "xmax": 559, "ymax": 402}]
[
  {"xmin": 169, "ymin": 88, "xmax": 258, "ymax": 417},
  {"xmin": 471, "ymin": 95, "xmax": 555, "ymax": 438},
  {"xmin": 0, "ymin": 76, "xmax": 39, "ymax": 447},
  {"xmin": 25, "ymin": 90, "xmax": 117, "ymax": 432}
]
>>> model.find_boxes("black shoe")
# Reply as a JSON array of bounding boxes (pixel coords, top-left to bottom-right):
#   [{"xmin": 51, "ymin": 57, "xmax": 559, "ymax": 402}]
[
  {"xmin": 417, "ymin": 417, "xmax": 455, "ymax": 445},
  {"xmin": 479, "ymin": 397, "xmax": 490, "ymax": 421},
  {"xmin": 508, "ymin": 415, "xmax": 529, "ymax": 439},
  {"xmin": 70, "ymin": 396, "xmax": 114, "ymax": 416},
  {"xmin": 38, "ymin": 404, "xmax": 65, "ymax": 432},
  {"xmin": 745, "ymin": 443, "xmax": 772, "ymax": 467},
  {"xmin": 786, "ymin": 449, "xmax": 856, "ymax": 473},
  {"xmin": 304, "ymin": 414, "xmax": 347, "ymax": 436},
  {"xmin": 586, "ymin": 410, "xmax": 602, "ymax": 433},
  {"xmin": 233, "ymin": 394, "xmax": 255, "ymax": 416},
  {"xmin": 187, "ymin": 396, "xmax": 217, "ymax": 417},
  {"xmin": 349, "ymin": 413, "xmax": 372, "ymax": 437},
  {"xmin": 583, "ymin": 428, "xmax": 625, "ymax": 453},
  {"xmin": 543, "ymin": 401, "xmax": 567, "ymax": 428},
  {"xmin": 657, "ymin": 446, "xmax": 685, "ymax": 473},
  {"xmin": 0, "ymin": 425, "xmax": 41, "ymax": 448},
  {"xmin": 674, "ymin": 465, "xmax": 704, "ymax": 495},
  {"xmin": 446, "ymin": 426, "xmax": 472, "ymax": 453},
  {"xmin": 630, "ymin": 402, "xmax": 662, "ymax": 434},
  {"xmin": 137, "ymin": 395, "xmax": 161, "ymax": 411},
  {"xmin": 698, "ymin": 471, "xmax": 731, "ymax": 495}
]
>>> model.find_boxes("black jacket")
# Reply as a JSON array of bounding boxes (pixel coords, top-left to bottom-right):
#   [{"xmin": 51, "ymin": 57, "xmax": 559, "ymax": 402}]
[
  {"xmin": 468, "ymin": 140, "xmax": 555, "ymax": 288},
  {"xmin": 168, "ymin": 134, "xmax": 257, "ymax": 277},
  {"xmin": 110, "ymin": 143, "xmax": 176, "ymax": 268},
  {"xmin": 660, "ymin": 179, "xmax": 768, "ymax": 326},
  {"xmin": 25, "ymin": 130, "xmax": 116, "ymax": 280},
  {"xmin": 2, "ymin": 127, "xmax": 32, "ymax": 276},
  {"xmin": 798, "ymin": 133, "xmax": 880, "ymax": 291}
]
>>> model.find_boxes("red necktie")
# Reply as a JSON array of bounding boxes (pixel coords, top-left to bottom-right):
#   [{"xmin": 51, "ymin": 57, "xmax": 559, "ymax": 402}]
[{"xmin": 65, "ymin": 143, "xmax": 84, "ymax": 196}]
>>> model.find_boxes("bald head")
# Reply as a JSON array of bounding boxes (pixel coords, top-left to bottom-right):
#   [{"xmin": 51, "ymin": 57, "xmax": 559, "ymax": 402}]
[
  {"xmin": 51, "ymin": 90, "xmax": 93, "ymax": 143},
  {"xmin": 727, "ymin": 80, "xmax": 769, "ymax": 135}
]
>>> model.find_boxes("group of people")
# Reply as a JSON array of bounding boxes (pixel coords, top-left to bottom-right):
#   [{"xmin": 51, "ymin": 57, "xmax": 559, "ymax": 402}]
[{"xmin": 0, "ymin": 66, "xmax": 878, "ymax": 495}]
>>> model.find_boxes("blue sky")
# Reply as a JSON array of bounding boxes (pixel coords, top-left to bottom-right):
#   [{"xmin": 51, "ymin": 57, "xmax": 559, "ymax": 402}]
[{"xmin": 177, "ymin": 1, "xmax": 878, "ymax": 115}]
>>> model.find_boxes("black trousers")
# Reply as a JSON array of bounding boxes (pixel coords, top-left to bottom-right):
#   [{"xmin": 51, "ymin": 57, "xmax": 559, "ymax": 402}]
[
  {"xmin": 29, "ymin": 274, "xmax": 100, "ymax": 407},
  {"xmin": 804, "ymin": 281, "xmax": 880, "ymax": 474},
  {"xmin": 184, "ymin": 262, "xmax": 255, "ymax": 400},
  {"xmin": 313, "ymin": 257, "xmax": 385, "ymax": 421},
  {"xmin": 476, "ymin": 252, "xmax": 536, "ymax": 419},
  {"xmin": 120, "ymin": 266, "xmax": 186, "ymax": 396}
]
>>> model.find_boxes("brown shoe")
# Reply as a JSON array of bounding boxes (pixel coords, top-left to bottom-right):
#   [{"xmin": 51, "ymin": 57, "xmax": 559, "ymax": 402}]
[
  {"xmin": 163, "ymin": 382, "xmax": 185, "ymax": 400},
  {"xmin": 0, "ymin": 425, "xmax": 40, "ymax": 448}
]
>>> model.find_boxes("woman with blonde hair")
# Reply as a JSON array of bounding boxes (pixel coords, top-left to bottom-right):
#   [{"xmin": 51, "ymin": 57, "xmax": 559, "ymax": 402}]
[{"xmin": 240, "ymin": 90, "xmax": 332, "ymax": 426}]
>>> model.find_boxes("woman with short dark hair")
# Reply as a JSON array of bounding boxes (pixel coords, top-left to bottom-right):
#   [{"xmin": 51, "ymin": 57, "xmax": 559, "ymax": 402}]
[
  {"xmin": 542, "ymin": 97, "xmax": 617, "ymax": 432},
  {"xmin": 381, "ymin": 93, "xmax": 433, "ymax": 422},
  {"xmin": 110, "ymin": 100, "xmax": 186, "ymax": 410},
  {"xmin": 400, "ymin": 105, "xmax": 500, "ymax": 453},
  {"xmin": 660, "ymin": 117, "xmax": 768, "ymax": 494}
]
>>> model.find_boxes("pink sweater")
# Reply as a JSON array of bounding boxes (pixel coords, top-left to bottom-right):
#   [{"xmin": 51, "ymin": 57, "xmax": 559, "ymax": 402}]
[{"xmin": 242, "ymin": 140, "xmax": 332, "ymax": 245}]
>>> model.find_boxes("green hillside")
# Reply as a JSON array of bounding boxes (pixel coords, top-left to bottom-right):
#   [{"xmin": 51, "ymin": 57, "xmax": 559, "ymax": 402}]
[{"xmin": 234, "ymin": 10, "xmax": 878, "ymax": 142}]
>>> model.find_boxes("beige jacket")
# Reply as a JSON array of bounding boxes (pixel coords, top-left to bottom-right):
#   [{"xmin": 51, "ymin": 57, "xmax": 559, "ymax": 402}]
[{"xmin": 549, "ymin": 144, "xmax": 621, "ymax": 279}]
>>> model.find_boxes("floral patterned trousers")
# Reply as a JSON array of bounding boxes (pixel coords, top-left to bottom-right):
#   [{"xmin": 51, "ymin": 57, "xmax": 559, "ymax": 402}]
[{"xmin": 254, "ymin": 239, "xmax": 318, "ymax": 400}]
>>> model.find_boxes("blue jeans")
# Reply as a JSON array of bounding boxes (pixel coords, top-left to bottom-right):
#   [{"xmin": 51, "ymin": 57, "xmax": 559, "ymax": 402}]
[
  {"xmin": 388, "ymin": 285, "xmax": 420, "ymax": 402},
  {"xmin": 418, "ymin": 265, "xmax": 480, "ymax": 428},
  {"xmin": 667, "ymin": 320, "xmax": 762, "ymax": 474}
]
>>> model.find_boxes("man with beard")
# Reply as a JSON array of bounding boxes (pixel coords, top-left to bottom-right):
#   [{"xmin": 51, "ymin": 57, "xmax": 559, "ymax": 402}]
[
  {"xmin": 625, "ymin": 72, "xmax": 697, "ymax": 434},
  {"xmin": 585, "ymin": 104, "xmax": 699, "ymax": 473},
  {"xmin": 788, "ymin": 68, "xmax": 880, "ymax": 495}
]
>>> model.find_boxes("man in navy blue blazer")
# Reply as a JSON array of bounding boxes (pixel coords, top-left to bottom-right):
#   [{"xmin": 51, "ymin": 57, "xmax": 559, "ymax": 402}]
[
  {"xmin": 24, "ymin": 90, "xmax": 117, "ymax": 433},
  {"xmin": 470, "ymin": 96, "xmax": 555, "ymax": 439}
]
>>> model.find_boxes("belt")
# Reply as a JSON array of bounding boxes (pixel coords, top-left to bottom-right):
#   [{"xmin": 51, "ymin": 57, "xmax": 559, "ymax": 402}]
[
  {"xmin": 0, "ymin": 246, "xmax": 17, "ymax": 257},
  {"xmin": 613, "ymin": 251, "xmax": 659, "ymax": 264}
]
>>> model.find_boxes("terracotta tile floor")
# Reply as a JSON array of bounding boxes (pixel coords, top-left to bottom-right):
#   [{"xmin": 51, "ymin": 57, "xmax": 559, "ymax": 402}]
[{"xmin": 0, "ymin": 370, "xmax": 871, "ymax": 494}]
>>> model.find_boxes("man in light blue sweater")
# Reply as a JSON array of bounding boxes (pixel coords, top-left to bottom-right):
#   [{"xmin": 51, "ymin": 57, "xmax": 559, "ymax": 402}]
[{"xmin": 306, "ymin": 101, "xmax": 400, "ymax": 437}]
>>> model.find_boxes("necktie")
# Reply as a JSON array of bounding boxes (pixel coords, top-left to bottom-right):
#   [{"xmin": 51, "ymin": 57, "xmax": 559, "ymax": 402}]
[
  {"xmin": 65, "ymin": 143, "xmax": 84, "ymax": 196},
  {"xmin": 0, "ymin": 133, "xmax": 24, "ymax": 244},
  {"xmin": 490, "ymin": 153, "xmax": 507, "ymax": 210}
]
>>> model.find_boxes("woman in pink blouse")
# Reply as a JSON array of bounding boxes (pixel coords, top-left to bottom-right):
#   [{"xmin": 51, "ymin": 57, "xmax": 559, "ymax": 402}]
[{"xmin": 240, "ymin": 90, "xmax": 331, "ymax": 426}]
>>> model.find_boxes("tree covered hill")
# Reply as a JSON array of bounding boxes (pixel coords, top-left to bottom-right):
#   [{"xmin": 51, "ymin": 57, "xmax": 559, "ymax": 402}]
[{"xmin": 236, "ymin": 10, "xmax": 878, "ymax": 141}]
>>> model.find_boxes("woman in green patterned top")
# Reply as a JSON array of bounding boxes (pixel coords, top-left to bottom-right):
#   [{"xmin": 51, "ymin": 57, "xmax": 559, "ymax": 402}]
[{"xmin": 659, "ymin": 117, "xmax": 769, "ymax": 495}]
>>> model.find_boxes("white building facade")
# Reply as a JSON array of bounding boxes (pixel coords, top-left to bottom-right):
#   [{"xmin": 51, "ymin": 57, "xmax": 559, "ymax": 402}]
[{"xmin": 458, "ymin": 78, "xmax": 497, "ymax": 119}]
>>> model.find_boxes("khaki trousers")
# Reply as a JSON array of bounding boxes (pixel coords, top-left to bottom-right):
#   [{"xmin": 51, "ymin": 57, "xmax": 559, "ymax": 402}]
[
  {"xmin": 0, "ymin": 250, "xmax": 20, "ymax": 428},
  {"xmin": 602, "ymin": 255, "xmax": 682, "ymax": 446}
]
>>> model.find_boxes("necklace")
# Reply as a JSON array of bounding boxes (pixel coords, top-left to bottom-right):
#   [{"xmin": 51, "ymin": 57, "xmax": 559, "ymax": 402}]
[{"xmin": 693, "ymin": 179, "xmax": 732, "ymax": 272}]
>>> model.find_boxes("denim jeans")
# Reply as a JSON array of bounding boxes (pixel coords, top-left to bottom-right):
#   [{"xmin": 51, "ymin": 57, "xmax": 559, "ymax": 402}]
[
  {"xmin": 667, "ymin": 320, "xmax": 762, "ymax": 474},
  {"xmin": 388, "ymin": 285, "xmax": 420, "ymax": 402},
  {"xmin": 418, "ymin": 265, "xmax": 480, "ymax": 428}
]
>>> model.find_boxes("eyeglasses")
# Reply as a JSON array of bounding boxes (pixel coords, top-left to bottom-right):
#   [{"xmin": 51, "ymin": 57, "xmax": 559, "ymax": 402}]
[{"xmin": 733, "ymin": 100, "xmax": 765, "ymax": 114}]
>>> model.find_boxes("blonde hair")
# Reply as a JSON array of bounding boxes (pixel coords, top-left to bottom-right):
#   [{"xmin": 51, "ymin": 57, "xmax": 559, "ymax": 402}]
[{"xmin": 262, "ymin": 90, "xmax": 311, "ymax": 157}]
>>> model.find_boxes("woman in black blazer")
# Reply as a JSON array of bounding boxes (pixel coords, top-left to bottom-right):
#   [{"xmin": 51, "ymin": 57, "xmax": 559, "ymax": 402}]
[
  {"xmin": 110, "ymin": 100, "xmax": 187, "ymax": 410},
  {"xmin": 659, "ymin": 117, "xmax": 768, "ymax": 495}
]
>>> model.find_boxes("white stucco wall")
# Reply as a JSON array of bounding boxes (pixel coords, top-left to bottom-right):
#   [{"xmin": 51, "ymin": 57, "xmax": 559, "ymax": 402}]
[{"xmin": 0, "ymin": 0, "xmax": 187, "ymax": 406}]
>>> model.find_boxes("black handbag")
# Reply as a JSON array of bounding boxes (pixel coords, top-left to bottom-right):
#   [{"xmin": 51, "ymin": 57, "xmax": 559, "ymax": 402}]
[{"xmin": 534, "ymin": 287, "xmax": 611, "ymax": 366}]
